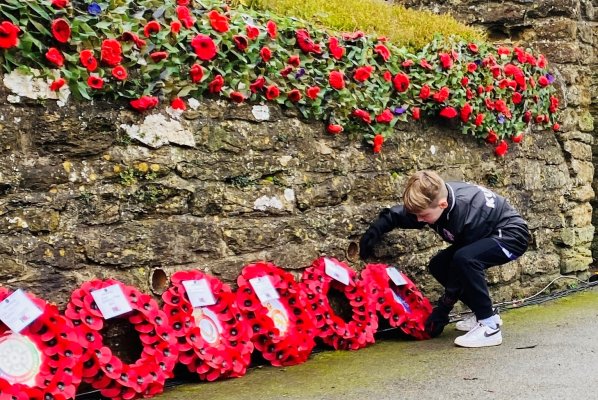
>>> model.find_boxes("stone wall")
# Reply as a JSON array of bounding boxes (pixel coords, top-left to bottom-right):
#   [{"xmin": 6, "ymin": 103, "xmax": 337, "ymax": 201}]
[
  {"xmin": 0, "ymin": 83, "xmax": 592, "ymax": 308},
  {"xmin": 0, "ymin": 0, "xmax": 596, "ymax": 311},
  {"xmin": 393, "ymin": 0, "xmax": 597, "ymax": 267}
]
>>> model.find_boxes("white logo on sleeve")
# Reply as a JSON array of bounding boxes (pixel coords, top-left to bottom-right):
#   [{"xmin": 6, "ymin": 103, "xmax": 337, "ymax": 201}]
[
  {"xmin": 476, "ymin": 186, "xmax": 496, "ymax": 208},
  {"xmin": 442, "ymin": 229, "xmax": 455, "ymax": 242}
]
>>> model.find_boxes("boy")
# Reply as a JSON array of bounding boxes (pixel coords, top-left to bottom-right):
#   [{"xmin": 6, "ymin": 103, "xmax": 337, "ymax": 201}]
[{"xmin": 359, "ymin": 170, "xmax": 529, "ymax": 347}]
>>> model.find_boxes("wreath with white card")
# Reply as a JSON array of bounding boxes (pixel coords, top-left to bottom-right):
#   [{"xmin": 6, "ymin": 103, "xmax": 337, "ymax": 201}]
[
  {"xmin": 162, "ymin": 270, "xmax": 254, "ymax": 381},
  {"xmin": 301, "ymin": 257, "xmax": 378, "ymax": 350},
  {"xmin": 361, "ymin": 264, "xmax": 432, "ymax": 339},
  {"xmin": 236, "ymin": 262, "xmax": 316, "ymax": 366},
  {"xmin": 0, "ymin": 287, "xmax": 83, "ymax": 400},
  {"xmin": 64, "ymin": 279, "xmax": 178, "ymax": 400}
]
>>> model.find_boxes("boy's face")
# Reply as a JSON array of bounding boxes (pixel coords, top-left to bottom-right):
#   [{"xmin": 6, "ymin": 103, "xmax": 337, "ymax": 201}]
[{"xmin": 414, "ymin": 198, "xmax": 448, "ymax": 224}]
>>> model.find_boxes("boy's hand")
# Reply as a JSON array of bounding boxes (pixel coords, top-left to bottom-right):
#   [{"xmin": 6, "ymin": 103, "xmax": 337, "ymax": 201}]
[
  {"xmin": 359, "ymin": 229, "xmax": 379, "ymax": 260},
  {"xmin": 424, "ymin": 307, "xmax": 450, "ymax": 337}
]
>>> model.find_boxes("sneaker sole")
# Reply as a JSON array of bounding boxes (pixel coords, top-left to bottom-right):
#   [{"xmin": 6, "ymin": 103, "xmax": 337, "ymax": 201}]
[{"xmin": 454, "ymin": 337, "xmax": 503, "ymax": 348}]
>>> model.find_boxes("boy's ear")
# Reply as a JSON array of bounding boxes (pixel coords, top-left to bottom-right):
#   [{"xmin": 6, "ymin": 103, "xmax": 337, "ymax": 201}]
[{"xmin": 438, "ymin": 198, "xmax": 449, "ymax": 209}]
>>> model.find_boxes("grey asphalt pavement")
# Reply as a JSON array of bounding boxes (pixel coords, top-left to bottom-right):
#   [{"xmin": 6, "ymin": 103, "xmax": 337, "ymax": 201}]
[{"xmin": 156, "ymin": 287, "xmax": 598, "ymax": 400}]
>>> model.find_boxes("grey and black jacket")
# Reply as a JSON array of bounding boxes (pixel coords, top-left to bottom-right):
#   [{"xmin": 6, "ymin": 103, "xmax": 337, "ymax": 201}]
[{"xmin": 366, "ymin": 182, "xmax": 529, "ymax": 254}]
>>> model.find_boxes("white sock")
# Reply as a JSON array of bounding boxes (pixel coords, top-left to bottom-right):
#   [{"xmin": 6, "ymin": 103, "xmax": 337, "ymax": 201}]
[
  {"xmin": 479, "ymin": 316, "xmax": 498, "ymax": 329},
  {"xmin": 491, "ymin": 314, "xmax": 502, "ymax": 326}
]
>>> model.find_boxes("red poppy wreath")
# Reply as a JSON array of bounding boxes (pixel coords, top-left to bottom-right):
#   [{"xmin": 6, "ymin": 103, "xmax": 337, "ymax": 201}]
[
  {"xmin": 361, "ymin": 264, "xmax": 432, "ymax": 340},
  {"xmin": 64, "ymin": 279, "xmax": 177, "ymax": 400},
  {"xmin": 300, "ymin": 257, "xmax": 378, "ymax": 350},
  {"xmin": 162, "ymin": 270, "xmax": 253, "ymax": 381},
  {"xmin": 0, "ymin": 287, "xmax": 83, "ymax": 400},
  {"xmin": 236, "ymin": 262, "xmax": 316, "ymax": 367}
]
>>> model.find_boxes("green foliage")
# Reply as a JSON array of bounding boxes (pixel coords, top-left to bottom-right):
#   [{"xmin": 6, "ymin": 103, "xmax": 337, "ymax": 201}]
[{"xmin": 243, "ymin": 0, "xmax": 485, "ymax": 51}]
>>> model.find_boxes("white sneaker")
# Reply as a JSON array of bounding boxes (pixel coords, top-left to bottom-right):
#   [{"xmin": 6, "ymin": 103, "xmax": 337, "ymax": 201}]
[
  {"xmin": 455, "ymin": 313, "xmax": 503, "ymax": 332},
  {"xmin": 454, "ymin": 322, "xmax": 502, "ymax": 348}
]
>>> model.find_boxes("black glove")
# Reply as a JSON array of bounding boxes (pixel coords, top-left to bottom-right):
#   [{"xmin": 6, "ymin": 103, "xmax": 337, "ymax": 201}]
[
  {"xmin": 424, "ymin": 294, "xmax": 457, "ymax": 338},
  {"xmin": 359, "ymin": 228, "xmax": 380, "ymax": 260},
  {"xmin": 424, "ymin": 306, "xmax": 450, "ymax": 338}
]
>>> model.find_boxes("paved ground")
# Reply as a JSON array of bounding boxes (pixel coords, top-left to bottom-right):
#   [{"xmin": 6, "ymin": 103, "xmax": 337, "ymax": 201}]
[{"xmin": 156, "ymin": 287, "xmax": 598, "ymax": 400}]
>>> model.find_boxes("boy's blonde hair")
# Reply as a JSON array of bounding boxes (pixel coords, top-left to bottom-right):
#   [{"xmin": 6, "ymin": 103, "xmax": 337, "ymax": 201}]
[{"xmin": 403, "ymin": 171, "xmax": 447, "ymax": 213}]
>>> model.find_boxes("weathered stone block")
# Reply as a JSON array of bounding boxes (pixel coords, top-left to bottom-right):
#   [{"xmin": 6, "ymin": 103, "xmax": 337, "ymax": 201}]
[
  {"xmin": 531, "ymin": 18, "xmax": 578, "ymax": 41},
  {"xmin": 486, "ymin": 262, "xmax": 518, "ymax": 284},
  {"xmin": 577, "ymin": 110, "xmax": 594, "ymax": 132},
  {"xmin": 532, "ymin": 41, "xmax": 580, "ymax": 64},
  {"xmin": 560, "ymin": 246, "xmax": 593, "ymax": 273},
  {"xmin": 520, "ymin": 252, "xmax": 560, "ymax": 276},
  {"xmin": 563, "ymin": 140, "xmax": 592, "ymax": 160},
  {"xmin": 565, "ymin": 203, "xmax": 593, "ymax": 227},
  {"xmin": 296, "ymin": 176, "xmax": 352, "ymax": 210},
  {"xmin": 570, "ymin": 159, "xmax": 594, "ymax": 183},
  {"xmin": 526, "ymin": 0, "xmax": 579, "ymax": 18},
  {"xmin": 570, "ymin": 185, "xmax": 594, "ymax": 202}
]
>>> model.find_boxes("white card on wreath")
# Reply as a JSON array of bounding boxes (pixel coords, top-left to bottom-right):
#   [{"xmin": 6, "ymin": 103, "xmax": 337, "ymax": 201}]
[
  {"xmin": 91, "ymin": 284, "xmax": 133, "ymax": 319},
  {"xmin": 0, "ymin": 289, "xmax": 43, "ymax": 333},
  {"xmin": 324, "ymin": 258, "xmax": 350, "ymax": 285},
  {"xmin": 386, "ymin": 267, "xmax": 408, "ymax": 286},
  {"xmin": 182, "ymin": 279, "xmax": 217, "ymax": 308},
  {"xmin": 249, "ymin": 276, "xmax": 280, "ymax": 303}
]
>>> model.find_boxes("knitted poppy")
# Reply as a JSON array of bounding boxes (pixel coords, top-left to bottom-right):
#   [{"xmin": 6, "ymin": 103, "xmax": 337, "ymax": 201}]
[
  {"xmin": 374, "ymin": 44, "xmax": 390, "ymax": 61},
  {"xmin": 50, "ymin": 78, "xmax": 66, "ymax": 91},
  {"xmin": 111, "ymin": 65, "xmax": 127, "ymax": 81},
  {"xmin": 150, "ymin": 51, "xmax": 168, "ymax": 62},
  {"xmin": 260, "ymin": 47, "xmax": 272, "ymax": 62},
  {"xmin": 327, "ymin": 37, "xmax": 344, "ymax": 60},
  {"xmin": 207, "ymin": 10, "xmax": 229, "ymax": 33},
  {"xmin": 0, "ymin": 21, "xmax": 20, "ymax": 49},
  {"xmin": 208, "ymin": 75, "xmax": 224, "ymax": 93},
  {"xmin": 296, "ymin": 29, "xmax": 321, "ymax": 54},
  {"xmin": 189, "ymin": 63, "xmax": 203, "ymax": 83},
  {"xmin": 246, "ymin": 25, "xmax": 259, "ymax": 40},
  {"xmin": 51, "ymin": 18, "xmax": 71, "ymax": 43},
  {"xmin": 373, "ymin": 134, "xmax": 384, "ymax": 153},
  {"xmin": 301, "ymin": 257, "xmax": 377, "ymax": 350},
  {"xmin": 353, "ymin": 66, "xmax": 373, "ymax": 82},
  {"xmin": 87, "ymin": 76, "xmax": 104, "ymax": 89},
  {"xmin": 45, "ymin": 47, "xmax": 64, "ymax": 67},
  {"xmin": 143, "ymin": 21, "xmax": 160, "ymax": 37},
  {"xmin": 176, "ymin": 6, "xmax": 195, "ymax": 29},
  {"xmin": 266, "ymin": 20, "xmax": 277, "ymax": 38},
  {"xmin": 163, "ymin": 270, "xmax": 253, "ymax": 381},
  {"xmin": 265, "ymin": 85, "xmax": 279, "ymax": 100},
  {"xmin": 170, "ymin": 97, "xmax": 186, "ymax": 110},
  {"xmin": 361, "ymin": 264, "xmax": 432, "ymax": 339},
  {"xmin": 237, "ymin": 262, "xmax": 316, "ymax": 366},
  {"xmin": 233, "ymin": 35, "xmax": 248, "ymax": 51},
  {"xmin": 306, "ymin": 86, "xmax": 320, "ymax": 100},
  {"xmin": 191, "ymin": 34, "xmax": 217, "ymax": 61},
  {"xmin": 100, "ymin": 39, "xmax": 122, "ymax": 67},
  {"xmin": 327, "ymin": 124, "xmax": 343, "ymax": 134},
  {"xmin": 130, "ymin": 95, "xmax": 158, "ymax": 112},
  {"xmin": 64, "ymin": 279, "xmax": 177, "ymax": 400},
  {"xmin": 329, "ymin": 71, "xmax": 345, "ymax": 90},
  {"xmin": 392, "ymin": 73, "xmax": 410, "ymax": 92}
]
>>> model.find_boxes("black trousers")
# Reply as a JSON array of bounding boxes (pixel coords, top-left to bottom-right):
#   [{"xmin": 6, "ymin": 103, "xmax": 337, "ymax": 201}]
[{"xmin": 428, "ymin": 229, "xmax": 529, "ymax": 320}]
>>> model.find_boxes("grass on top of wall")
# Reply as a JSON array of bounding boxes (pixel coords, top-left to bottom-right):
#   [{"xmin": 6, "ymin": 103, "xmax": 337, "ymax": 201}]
[{"xmin": 234, "ymin": 0, "xmax": 485, "ymax": 50}]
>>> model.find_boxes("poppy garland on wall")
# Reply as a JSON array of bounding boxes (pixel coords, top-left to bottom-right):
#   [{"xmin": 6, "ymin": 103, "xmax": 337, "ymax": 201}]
[
  {"xmin": 0, "ymin": 287, "xmax": 83, "ymax": 400},
  {"xmin": 236, "ymin": 262, "xmax": 317, "ymax": 367},
  {"xmin": 301, "ymin": 257, "xmax": 378, "ymax": 350},
  {"xmin": 162, "ymin": 270, "xmax": 254, "ymax": 381},
  {"xmin": 64, "ymin": 279, "xmax": 178, "ymax": 400},
  {"xmin": 361, "ymin": 264, "xmax": 432, "ymax": 339}
]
